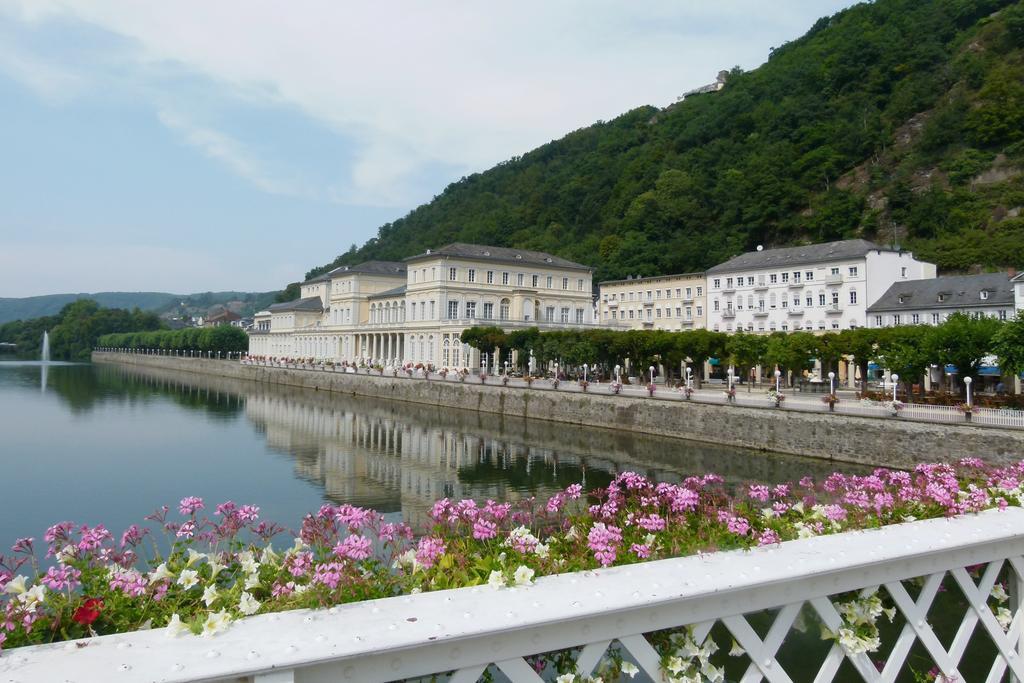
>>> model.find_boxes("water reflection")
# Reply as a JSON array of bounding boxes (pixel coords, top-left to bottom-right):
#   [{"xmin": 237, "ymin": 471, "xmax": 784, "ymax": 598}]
[
  {"xmin": 105, "ymin": 363, "xmax": 871, "ymax": 527},
  {"xmin": 0, "ymin": 361, "xmax": 871, "ymax": 548}
]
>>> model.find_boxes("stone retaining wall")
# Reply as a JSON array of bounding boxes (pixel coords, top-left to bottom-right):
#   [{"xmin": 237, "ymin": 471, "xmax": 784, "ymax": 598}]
[{"xmin": 92, "ymin": 352, "xmax": 1024, "ymax": 469}]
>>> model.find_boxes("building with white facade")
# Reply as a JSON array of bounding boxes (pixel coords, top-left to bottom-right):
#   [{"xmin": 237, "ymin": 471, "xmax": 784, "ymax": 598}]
[
  {"xmin": 705, "ymin": 239, "xmax": 936, "ymax": 334},
  {"xmin": 249, "ymin": 243, "xmax": 594, "ymax": 369},
  {"xmin": 597, "ymin": 272, "xmax": 706, "ymax": 330},
  {"xmin": 867, "ymin": 272, "xmax": 1017, "ymax": 328},
  {"xmin": 1013, "ymin": 271, "xmax": 1024, "ymax": 315}
]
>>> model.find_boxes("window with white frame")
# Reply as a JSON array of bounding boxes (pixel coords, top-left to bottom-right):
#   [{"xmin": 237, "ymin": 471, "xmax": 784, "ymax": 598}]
[
  {"xmin": 875, "ymin": 315, "xmax": 883, "ymax": 326},
  {"xmin": 575, "ymin": 308, "xmax": 584, "ymax": 324},
  {"xmin": 483, "ymin": 303, "xmax": 493, "ymax": 319},
  {"xmin": 545, "ymin": 306, "xmax": 554, "ymax": 322},
  {"xmin": 805, "ymin": 271, "xmax": 814, "ymax": 281},
  {"xmin": 911, "ymin": 313, "xmax": 920, "ymax": 324},
  {"xmin": 713, "ymin": 278, "xmax": 721, "ymax": 289},
  {"xmin": 449, "ymin": 267, "xmax": 457, "ymax": 281},
  {"xmin": 770, "ymin": 274, "xmax": 778, "ymax": 284},
  {"xmin": 532, "ymin": 275, "xmax": 539, "ymax": 287},
  {"xmin": 697, "ymin": 287, "xmax": 703, "ymax": 296},
  {"xmin": 486, "ymin": 271, "xmax": 494, "ymax": 284},
  {"xmin": 502, "ymin": 272, "xmax": 510, "ymax": 285},
  {"xmin": 546, "ymin": 276, "xmax": 553, "ymax": 289},
  {"xmin": 849, "ymin": 266, "xmax": 858, "ymax": 277},
  {"xmin": 517, "ymin": 273, "xmax": 524, "ymax": 287},
  {"xmin": 468, "ymin": 269, "xmax": 476, "ymax": 283},
  {"xmin": 781, "ymin": 273, "xmax": 789, "ymax": 283},
  {"xmin": 447, "ymin": 301, "xmax": 459, "ymax": 319},
  {"xmin": 577, "ymin": 279, "xmax": 584, "ymax": 291},
  {"xmin": 849, "ymin": 290, "xmax": 858, "ymax": 304},
  {"xmin": 465, "ymin": 301, "xmax": 477, "ymax": 318},
  {"xmin": 562, "ymin": 277, "xmax": 569, "ymax": 290}
]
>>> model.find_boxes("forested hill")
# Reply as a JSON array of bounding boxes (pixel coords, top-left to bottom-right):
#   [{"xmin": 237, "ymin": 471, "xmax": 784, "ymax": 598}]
[{"xmin": 307, "ymin": 0, "xmax": 1024, "ymax": 285}]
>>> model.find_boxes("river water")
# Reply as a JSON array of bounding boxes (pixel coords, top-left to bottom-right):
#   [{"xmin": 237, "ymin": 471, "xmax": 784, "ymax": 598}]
[{"xmin": 0, "ymin": 360, "xmax": 866, "ymax": 552}]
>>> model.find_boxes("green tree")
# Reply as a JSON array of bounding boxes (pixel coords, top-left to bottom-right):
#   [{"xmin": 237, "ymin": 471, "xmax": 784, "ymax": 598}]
[
  {"xmin": 993, "ymin": 311, "xmax": 1024, "ymax": 378},
  {"xmin": 925, "ymin": 313, "xmax": 1003, "ymax": 393}
]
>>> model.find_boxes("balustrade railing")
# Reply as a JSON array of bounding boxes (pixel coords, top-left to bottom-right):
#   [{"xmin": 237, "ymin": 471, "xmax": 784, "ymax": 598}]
[{"xmin": 8, "ymin": 509, "xmax": 1024, "ymax": 682}]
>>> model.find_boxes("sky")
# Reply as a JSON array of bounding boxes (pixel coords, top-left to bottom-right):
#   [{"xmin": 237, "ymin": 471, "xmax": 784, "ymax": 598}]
[{"xmin": 0, "ymin": 1, "xmax": 857, "ymax": 298}]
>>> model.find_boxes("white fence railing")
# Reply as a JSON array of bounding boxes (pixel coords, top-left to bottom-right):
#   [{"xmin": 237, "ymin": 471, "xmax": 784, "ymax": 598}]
[{"xmin": 7, "ymin": 508, "xmax": 1024, "ymax": 682}]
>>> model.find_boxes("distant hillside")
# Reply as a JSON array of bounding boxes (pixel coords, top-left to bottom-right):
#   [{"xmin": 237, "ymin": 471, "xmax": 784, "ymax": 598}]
[
  {"xmin": 305, "ymin": 0, "xmax": 1024, "ymax": 285},
  {"xmin": 0, "ymin": 291, "xmax": 279, "ymax": 324}
]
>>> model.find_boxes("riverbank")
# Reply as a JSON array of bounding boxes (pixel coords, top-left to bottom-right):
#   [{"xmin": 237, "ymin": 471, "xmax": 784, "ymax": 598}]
[{"xmin": 92, "ymin": 352, "xmax": 1024, "ymax": 468}]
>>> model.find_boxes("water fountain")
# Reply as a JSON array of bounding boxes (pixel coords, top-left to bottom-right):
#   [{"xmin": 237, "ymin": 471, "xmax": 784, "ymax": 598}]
[{"xmin": 40, "ymin": 330, "xmax": 50, "ymax": 391}]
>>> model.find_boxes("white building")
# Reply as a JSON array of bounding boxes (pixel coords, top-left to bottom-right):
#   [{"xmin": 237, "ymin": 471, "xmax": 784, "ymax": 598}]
[
  {"xmin": 249, "ymin": 243, "xmax": 594, "ymax": 369},
  {"xmin": 705, "ymin": 239, "xmax": 936, "ymax": 334},
  {"xmin": 1013, "ymin": 271, "xmax": 1024, "ymax": 315},
  {"xmin": 597, "ymin": 272, "xmax": 707, "ymax": 330},
  {"xmin": 867, "ymin": 272, "xmax": 1017, "ymax": 327}
]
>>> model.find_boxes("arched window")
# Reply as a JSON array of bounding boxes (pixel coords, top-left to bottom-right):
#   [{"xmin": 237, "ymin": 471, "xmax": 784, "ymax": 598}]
[
  {"xmin": 442, "ymin": 338, "xmax": 450, "ymax": 367},
  {"xmin": 500, "ymin": 298, "xmax": 510, "ymax": 321},
  {"xmin": 427, "ymin": 335, "xmax": 434, "ymax": 362},
  {"xmin": 451, "ymin": 337, "xmax": 460, "ymax": 367}
]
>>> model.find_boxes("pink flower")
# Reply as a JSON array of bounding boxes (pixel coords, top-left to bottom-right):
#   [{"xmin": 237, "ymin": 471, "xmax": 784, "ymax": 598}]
[
  {"xmin": 43, "ymin": 565, "xmax": 81, "ymax": 591},
  {"xmin": 726, "ymin": 516, "xmax": 751, "ymax": 537},
  {"xmin": 313, "ymin": 562, "xmax": 346, "ymax": 589},
  {"xmin": 287, "ymin": 551, "xmax": 313, "ymax": 577},
  {"xmin": 179, "ymin": 497, "xmax": 204, "ymax": 516},
  {"xmin": 565, "ymin": 484, "xmax": 583, "ymax": 500},
  {"xmin": 334, "ymin": 534, "xmax": 373, "ymax": 561},
  {"xmin": 758, "ymin": 529, "xmax": 781, "ymax": 545},
  {"xmin": 630, "ymin": 543, "xmax": 651, "ymax": 559},
  {"xmin": 636, "ymin": 514, "xmax": 665, "ymax": 532},
  {"xmin": 415, "ymin": 536, "xmax": 446, "ymax": 569},
  {"xmin": 473, "ymin": 519, "xmax": 497, "ymax": 540},
  {"xmin": 176, "ymin": 521, "xmax": 196, "ymax": 539},
  {"xmin": 11, "ymin": 537, "xmax": 33, "ymax": 554},
  {"xmin": 587, "ymin": 523, "xmax": 622, "ymax": 566},
  {"xmin": 748, "ymin": 485, "xmax": 771, "ymax": 502},
  {"xmin": 238, "ymin": 505, "xmax": 260, "ymax": 523}
]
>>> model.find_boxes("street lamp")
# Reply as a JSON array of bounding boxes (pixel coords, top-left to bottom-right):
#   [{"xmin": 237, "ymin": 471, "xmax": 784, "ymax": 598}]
[
  {"xmin": 774, "ymin": 369, "xmax": 781, "ymax": 393},
  {"xmin": 750, "ymin": 366, "xmax": 756, "ymax": 393},
  {"xmin": 649, "ymin": 365, "xmax": 655, "ymax": 385},
  {"xmin": 891, "ymin": 373, "xmax": 899, "ymax": 402},
  {"xmin": 964, "ymin": 376, "xmax": 973, "ymax": 409},
  {"xmin": 503, "ymin": 360, "xmax": 509, "ymax": 377},
  {"xmin": 727, "ymin": 368, "xmax": 734, "ymax": 391},
  {"xmin": 686, "ymin": 367, "xmax": 693, "ymax": 391},
  {"xmin": 583, "ymin": 364, "xmax": 587, "ymax": 384},
  {"xmin": 828, "ymin": 371, "xmax": 835, "ymax": 396},
  {"xmin": 614, "ymin": 364, "xmax": 621, "ymax": 383}
]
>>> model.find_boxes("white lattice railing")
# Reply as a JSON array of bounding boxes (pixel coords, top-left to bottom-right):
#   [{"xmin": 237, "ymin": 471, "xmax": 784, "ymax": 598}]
[{"xmin": 5, "ymin": 508, "xmax": 1024, "ymax": 683}]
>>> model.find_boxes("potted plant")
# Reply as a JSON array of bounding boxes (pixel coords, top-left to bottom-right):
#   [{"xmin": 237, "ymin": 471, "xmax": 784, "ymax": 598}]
[
  {"xmin": 479, "ymin": 372, "xmax": 488, "ymax": 384},
  {"xmin": 579, "ymin": 379, "xmax": 589, "ymax": 393},
  {"xmin": 822, "ymin": 393, "xmax": 839, "ymax": 412},
  {"xmin": 525, "ymin": 375, "xmax": 534, "ymax": 388},
  {"xmin": 723, "ymin": 386, "xmax": 736, "ymax": 403},
  {"xmin": 767, "ymin": 388, "xmax": 786, "ymax": 408},
  {"xmin": 502, "ymin": 374, "xmax": 510, "ymax": 387},
  {"xmin": 647, "ymin": 382, "xmax": 657, "ymax": 397},
  {"xmin": 552, "ymin": 377, "xmax": 560, "ymax": 390},
  {"xmin": 884, "ymin": 399, "xmax": 904, "ymax": 417},
  {"xmin": 610, "ymin": 381, "xmax": 622, "ymax": 395},
  {"xmin": 956, "ymin": 403, "xmax": 973, "ymax": 422}
]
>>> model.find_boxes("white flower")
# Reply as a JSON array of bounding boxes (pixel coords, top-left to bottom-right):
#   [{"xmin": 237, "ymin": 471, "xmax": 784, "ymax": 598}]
[
  {"xmin": 289, "ymin": 537, "xmax": 308, "ymax": 554},
  {"xmin": 513, "ymin": 565, "xmax": 535, "ymax": 586},
  {"xmin": 208, "ymin": 556, "xmax": 227, "ymax": 579},
  {"xmin": 3, "ymin": 575, "xmax": 27, "ymax": 595},
  {"xmin": 644, "ymin": 533, "xmax": 656, "ymax": 547},
  {"xmin": 238, "ymin": 551, "xmax": 260, "ymax": 575},
  {"xmin": 701, "ymin": 661, "xmax": 725, "ymax": 683},
  {"xmin": 239, "ymin": 591, "xmax": 261, "ymax": 616},
  {"xmin": 621, "ymin": 661, "xmax": 639, "ymax": 678},
  {"xmin": 555, "ymin": 675, "xmax": 576, "ymax": 683},
  {"xmin": 57, "ymin": 544, "xmax": 77, "ymax": 564},
  {"xmin": 534, "ymin": 542, "xmax": 550, "ymax": 559},
  {"xmin": 186, "ymin": 549, "xmax": 206, "ymax": 567},
  {"xmin": 293, "ymin": 583, "xmax": 310, "ymax": 595},
  {"xmin": 791, "ymin": 501, "xmax": 805, "ymax": 514},
  {"xmin": 565, "ymin": 525, "xmax": 579, "ymax": 540},
  {"xmin": 260, "ymin": 544, "xmax": 280, "ymax": 566},
  {"xmin": 177, "ymin": 569, "xmax": 199, "ymax": 590},
  {"xmin": 997, "ymin": 606, "xmax": 1013, "ymax": 630},
  {"xmin": 729, "ymin": 639, "xmax": 746, "ymax": 657},
  {"xmin": 149, "ymin": 562, "xmax": 174, "ymax": 583},
  {"xmin": 666, "ymin": 656, "xmax": 685, "ymax": 675},
  {"xmin": 201, "ymin": 610, "xmax": 232, "ymax": 637},
  {"xmin": 992, "ymin": 583, "xmax": 1009, "ymax": 603},
  {"xmin": 202, "ymin": 584, "xmax": 219, "ymax": 607},
  {"xmin": 244, "ymin": 573, "xmax": 260, "ymax": 589},
  {"xmin": 19, "ymin": 584, "xmax": 47, "ymax": 611},
  {"xmin": 488, "ymin": 570, "xmax": 506, "ymax": 590},
  {"xmin": 165, "ymin": 613, "xmax": 190, "ymax": 638}
]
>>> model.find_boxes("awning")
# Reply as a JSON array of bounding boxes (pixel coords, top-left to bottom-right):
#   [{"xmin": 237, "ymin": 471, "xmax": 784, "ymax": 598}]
[
  {"xmin": 709, "ymin": 358, "xmax": 720, "ymax": 366},
  {"xmin": 979, "ymin": 366, "xmax": 1001, "ymax": 376}
]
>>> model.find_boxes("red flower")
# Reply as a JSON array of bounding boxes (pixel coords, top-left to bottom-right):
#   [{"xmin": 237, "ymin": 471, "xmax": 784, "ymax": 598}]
[{"xmin": 73, "ymin": 598, "xmax": 104, "ymax": 626}]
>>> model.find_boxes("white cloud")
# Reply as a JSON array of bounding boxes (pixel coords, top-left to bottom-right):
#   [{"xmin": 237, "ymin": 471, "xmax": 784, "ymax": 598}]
[
  {"xmin": 0, "ymin": 0, "xmax": 855, "ymax": 207},
  {"xmin": 156, "ymin": 109, "xmax": 316, "ymax": 199},
  {"xmin": 0, "ymin": 41, "xmax": 86, "ymax": 102}
]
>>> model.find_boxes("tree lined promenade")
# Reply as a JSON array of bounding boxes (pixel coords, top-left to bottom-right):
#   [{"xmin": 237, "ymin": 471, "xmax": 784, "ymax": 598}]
[{"xmin": 460, "ymin": 311, "xmax": 1024, "ymax": 399}]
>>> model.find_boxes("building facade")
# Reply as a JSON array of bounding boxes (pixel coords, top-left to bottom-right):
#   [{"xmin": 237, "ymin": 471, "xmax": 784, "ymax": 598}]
[
  {"xmin": 249, "ymin": 243, "xmax": 595, "ymax": 369},
  {"xmin": 866, "ymin": 272, "xmax": 1017, "ymax": 328},
  {"xmin": 597, "ymin": 272, "xmax": 707, "ymax": 330},
  {"xmin": 705, "ymin": 239, "xmax": 936, "ymax": 334}
]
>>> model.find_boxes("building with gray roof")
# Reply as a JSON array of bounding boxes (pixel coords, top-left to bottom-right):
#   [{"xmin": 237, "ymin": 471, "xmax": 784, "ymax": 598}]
[{"xmin": 867, "ymin": 272, "xmax": 1016, "ymax": 327}]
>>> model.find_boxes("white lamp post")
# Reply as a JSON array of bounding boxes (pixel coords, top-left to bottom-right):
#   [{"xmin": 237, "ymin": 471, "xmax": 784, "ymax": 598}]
[
  {"xmin": 891, "ymin": 373, "xmax": 899, "ymax": 402},
  {"xmin": 964, "ymin": 376, "xmax": 973, "ymax": 409},
  {"xmin": 828, "ymin": 371, "xmax": 835, "ymax": 396},
  {"xmin": 727, "ymin": 368, "xmax": 734, "ymax": 390},
  {"xmin": 583, "ymin": 364, "xmax": 587, "ymax": 383},
  {"xmin": 529, "ymin": 351, "xmax": 535, "ymax": 377},
  {"xmin": 774, "ymin": 369, "xmax": 781, "ymax": 393},
  {"xmin": 554, "ymin": 362, "xmax": 559, "ymax": 381},
  {"xmin": 503, "ymin": 360, "xmax": 509, "ymax": 377},
  {"xmin": 614, "ymin": 364, "xmax": 621, "ymax": 383},
  {"xmin": 649, "ymin": 365, "xmax": 655, "ymax": 385}
]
